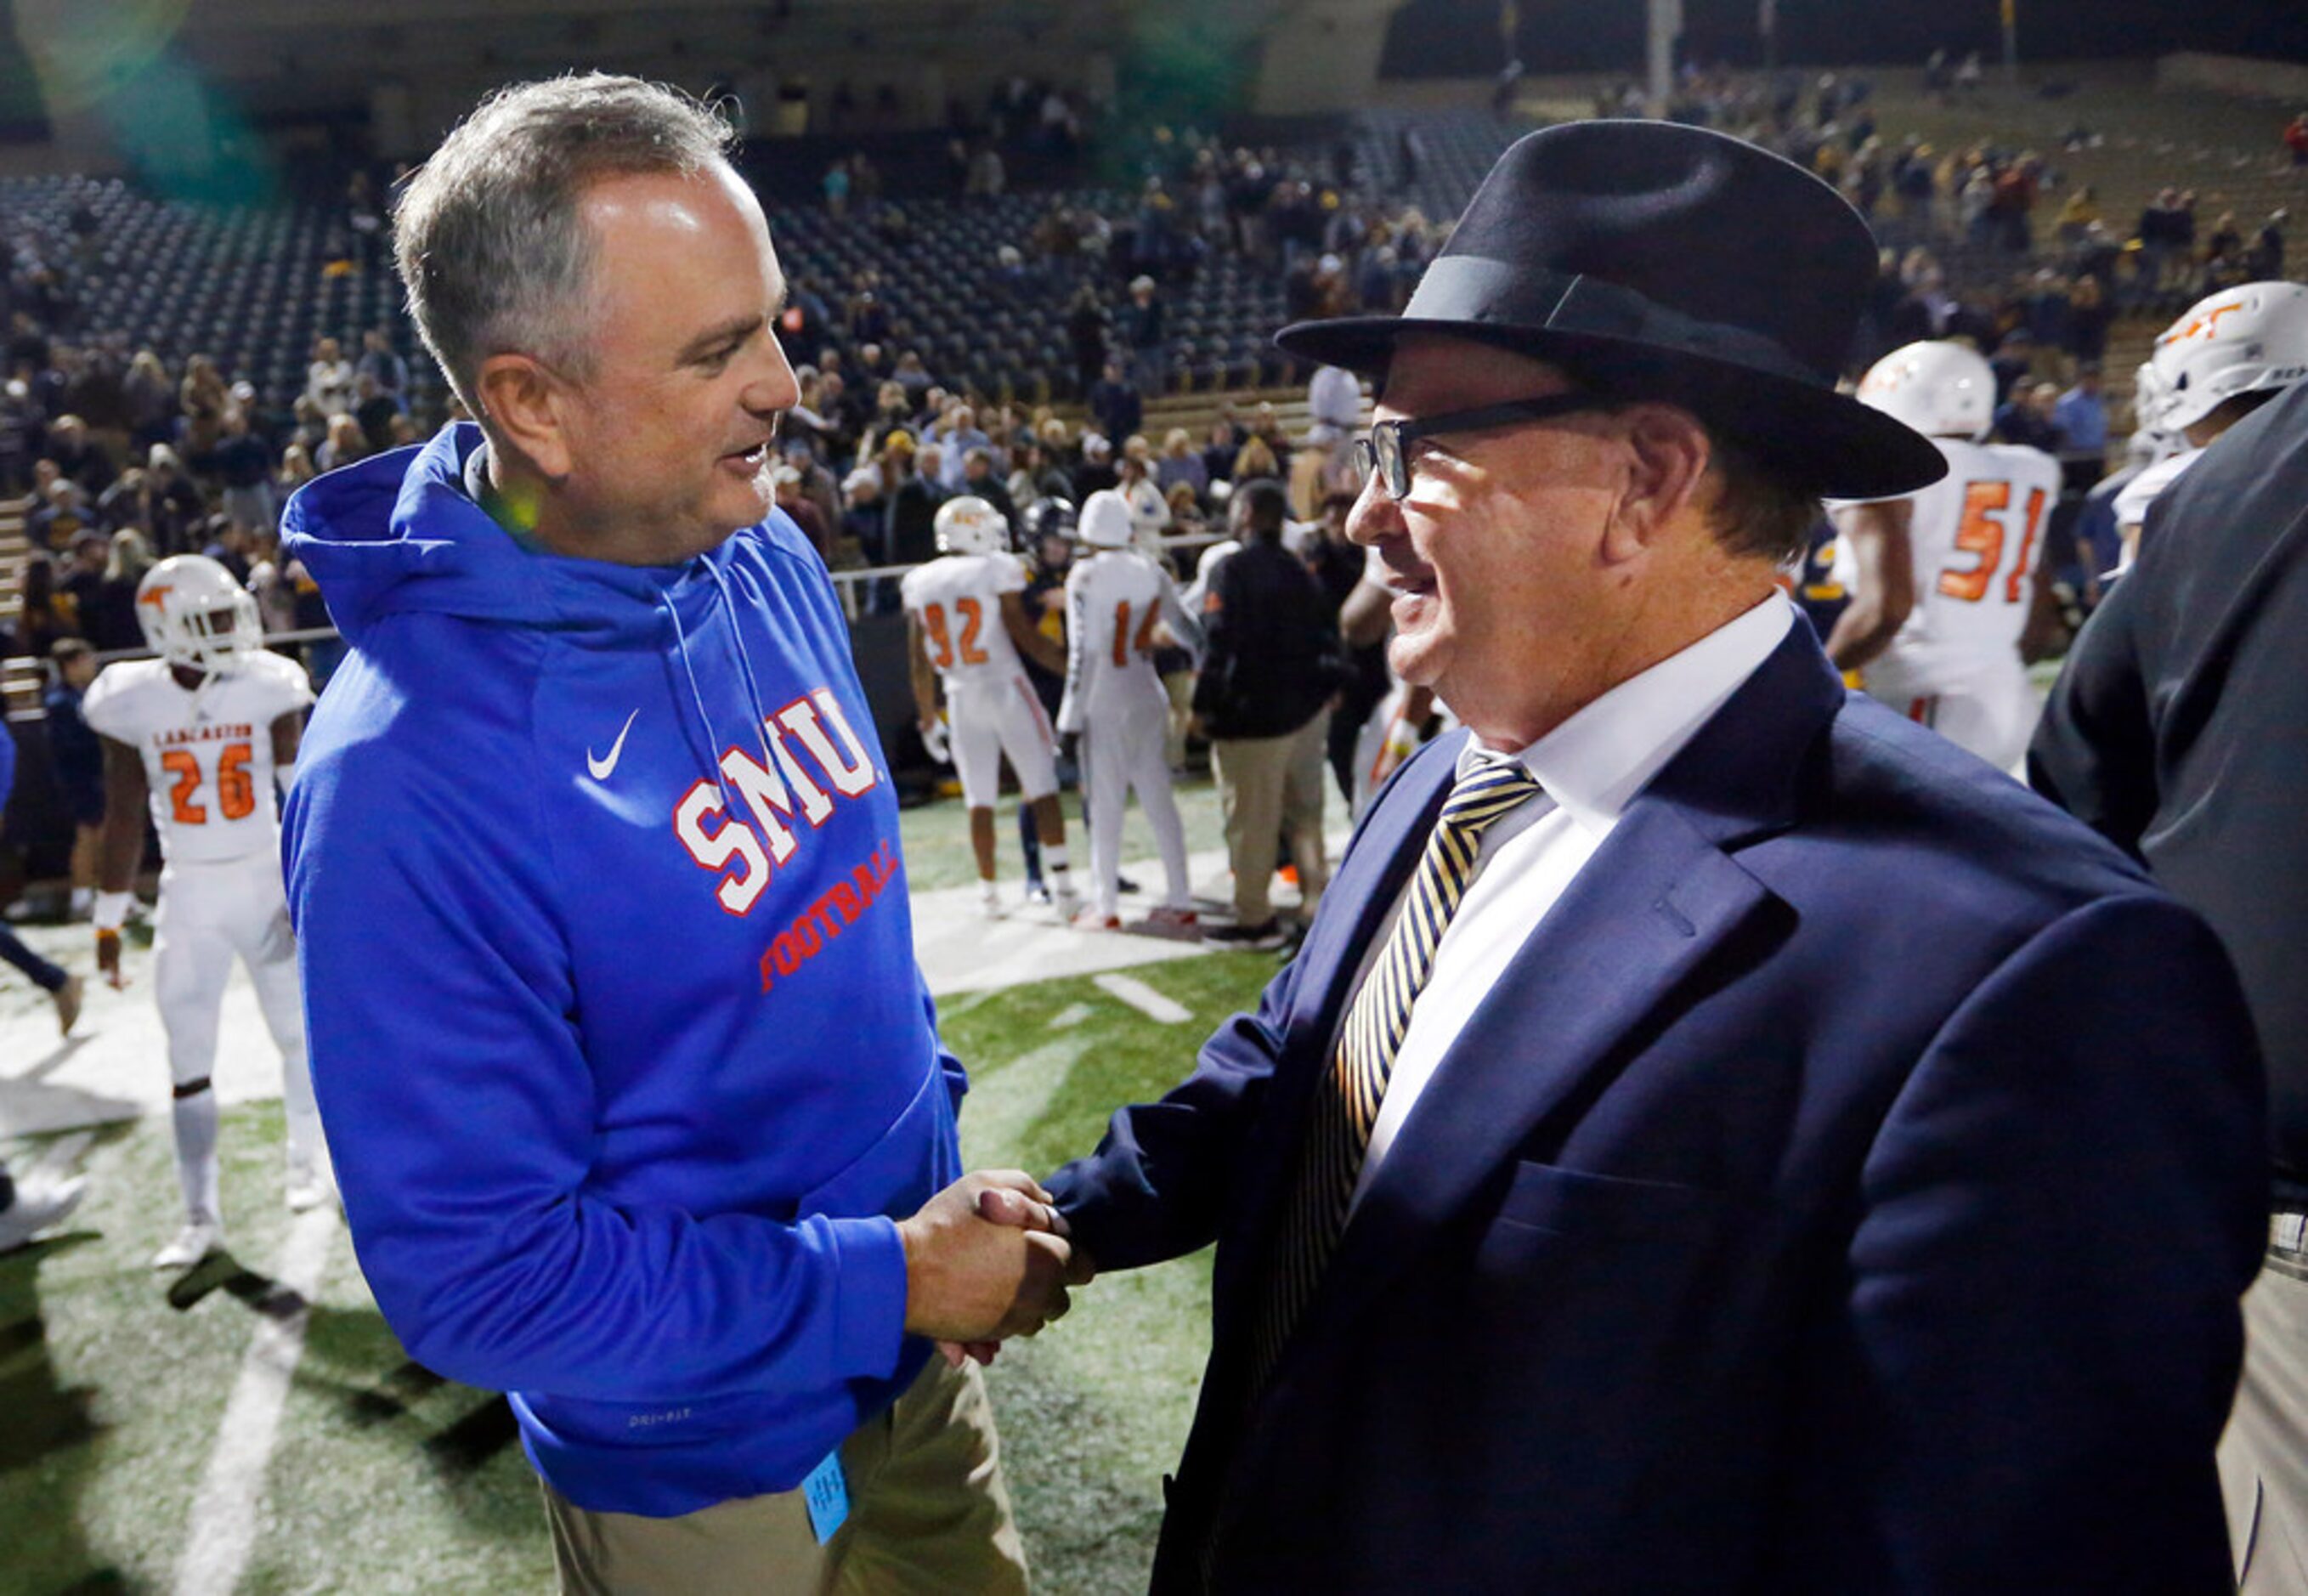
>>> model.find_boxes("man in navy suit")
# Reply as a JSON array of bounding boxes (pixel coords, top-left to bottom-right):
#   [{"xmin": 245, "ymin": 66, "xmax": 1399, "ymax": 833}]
[{"xmin": 1009, "ymin": 122, "xmax": 2267, "ymax": 1593}]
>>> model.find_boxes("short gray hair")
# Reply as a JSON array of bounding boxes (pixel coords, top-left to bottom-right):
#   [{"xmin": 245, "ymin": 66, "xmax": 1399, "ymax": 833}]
[{"xmin": 394, "ymin": 73, "xmax": 736, "ymax": 411}]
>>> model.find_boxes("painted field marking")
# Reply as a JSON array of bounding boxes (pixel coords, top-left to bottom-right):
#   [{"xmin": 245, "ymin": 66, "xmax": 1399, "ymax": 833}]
[
  {"xmin": 173, "ymin": 1206, "xmax": 338, "ymax": 1596},
  {"xmin": 1091, "ymin": 973, "xmax": 1191, "ymax": 1025}
]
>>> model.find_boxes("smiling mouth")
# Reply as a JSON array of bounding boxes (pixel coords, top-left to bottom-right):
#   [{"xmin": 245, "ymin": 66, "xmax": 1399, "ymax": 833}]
[{"xmin": 720, "ymin": 442, "xmax": 772, "ymax": 469}]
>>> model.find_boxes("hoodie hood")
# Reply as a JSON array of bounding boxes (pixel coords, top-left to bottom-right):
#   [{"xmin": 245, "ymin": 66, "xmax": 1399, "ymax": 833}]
[{"xmin": 282, "ymin": 422, "xmax": 733, "ymax": 645}]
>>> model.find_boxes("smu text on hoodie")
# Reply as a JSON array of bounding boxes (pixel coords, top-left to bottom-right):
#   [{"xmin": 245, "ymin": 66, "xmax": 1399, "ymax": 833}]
[{"xmin": 280, "ymin": 424, "xmax": 960, "ymax": 1517}]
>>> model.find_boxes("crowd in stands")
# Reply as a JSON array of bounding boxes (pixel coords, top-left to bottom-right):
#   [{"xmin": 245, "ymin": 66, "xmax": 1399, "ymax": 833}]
[{"xmin": 6, "ymin": 71, "xmax": 2303, "ymax": 676}]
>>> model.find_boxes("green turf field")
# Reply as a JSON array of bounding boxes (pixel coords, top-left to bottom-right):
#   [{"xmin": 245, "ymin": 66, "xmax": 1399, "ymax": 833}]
[{"xmin": 0, "ymin": 951, "xmax": 1281, "ymax": 1595}]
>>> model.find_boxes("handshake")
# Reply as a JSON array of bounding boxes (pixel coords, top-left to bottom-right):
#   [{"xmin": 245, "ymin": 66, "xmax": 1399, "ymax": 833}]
[{"xmin": 897, "ymin": 1170, "xmax": 1095, "ymax": 1368}]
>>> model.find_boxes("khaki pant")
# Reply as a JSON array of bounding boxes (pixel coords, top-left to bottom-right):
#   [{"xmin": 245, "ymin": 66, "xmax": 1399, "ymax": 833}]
[
  {"xmin": 2222, "ymin": 1233, "xmax": 2308, "ymax": 1593},
  {"xmin": 545, "ymin": 1358, "xmax": 1028, "ymax": 1594},
  {"xmin": 1213, "ymin": 712, "xmax": 1331, "ymax": 926}
]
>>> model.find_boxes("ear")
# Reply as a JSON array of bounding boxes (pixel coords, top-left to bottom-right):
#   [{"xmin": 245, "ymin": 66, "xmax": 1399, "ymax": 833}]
[
  {"xmin": 472, "ymin": 354, "xmax": 575, "ymax": 482},
  {"xmin": 1604, "ymin": 405, "xmax": 1711, "ymax": 564}
]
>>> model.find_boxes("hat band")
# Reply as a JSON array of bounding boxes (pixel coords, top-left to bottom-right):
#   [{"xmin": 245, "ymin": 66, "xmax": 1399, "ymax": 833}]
[{"xmin": 1405, "ymin": 256, "xmax": 1829, "ymax": 389}]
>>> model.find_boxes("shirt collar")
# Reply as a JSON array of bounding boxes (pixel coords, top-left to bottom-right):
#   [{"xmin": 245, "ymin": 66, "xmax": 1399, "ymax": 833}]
[{"xmin": 1459, "ymin": 590, "xmax": 1794, "ymax": 835}]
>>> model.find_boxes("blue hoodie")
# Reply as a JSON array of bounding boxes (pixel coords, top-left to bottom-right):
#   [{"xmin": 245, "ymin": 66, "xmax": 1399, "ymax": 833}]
[{"xmin": 280, "ymin": 424, "xmax": 957, "ymax": 1517}]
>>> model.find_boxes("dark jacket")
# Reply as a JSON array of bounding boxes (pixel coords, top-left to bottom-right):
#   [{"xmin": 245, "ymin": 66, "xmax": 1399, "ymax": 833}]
[
  {"xmin": 2032, "ymin": 377, "xmax": 2308, "ymax": 1203},
  {"xmin": 1052, "ymin": 623, "xmax": 2262, "ymax": 1594},
  {"xmin": 1191, "ymin": 536, "xmax": 1338, "ymax": 740}
]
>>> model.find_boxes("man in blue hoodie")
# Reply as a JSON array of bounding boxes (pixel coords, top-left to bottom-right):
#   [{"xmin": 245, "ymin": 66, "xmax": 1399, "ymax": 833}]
[{"xmin": 280, "ymin": 75, "xmax": 1072, "ymax": 1592}]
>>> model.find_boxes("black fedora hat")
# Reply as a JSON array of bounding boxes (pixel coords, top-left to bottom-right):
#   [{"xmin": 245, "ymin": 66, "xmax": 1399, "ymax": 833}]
[{"xmin": 1276, "ymin": 120, "xmax": 1945, "ymax": 500}]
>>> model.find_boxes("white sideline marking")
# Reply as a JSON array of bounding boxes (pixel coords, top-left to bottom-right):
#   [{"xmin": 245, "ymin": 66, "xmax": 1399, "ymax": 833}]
[
  {"xmin": 1047, "ymin": 1002, "xmax": 1094, "ymax": 1030},
  {"xmin": 1092, "ymin": 973, "xmax": 1191, "ymax": 1025},
  {"xmin": 172, "ymin": 1207, "xmax": 338, "ymax": 1596}
]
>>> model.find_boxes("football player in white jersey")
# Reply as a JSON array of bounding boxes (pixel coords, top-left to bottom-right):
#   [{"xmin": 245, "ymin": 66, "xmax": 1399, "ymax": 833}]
[
  {"xmin": 1058, "ymin": 490, "xmax": 1203, "ymax": 930},
  {"xmin": 1828, "ymin": 340, "xmax": 2062, "ymax": 771},
  {"xmin": 82, "ymin": 554, "xmax": 320, "ymax": 1268},
  {"xmin": 2115, "ymin": 281, "xmax": 2308, "ymax": 569},
  {"xmin": 902, "ymin": 495, "xmax": 1079, "ymax": 919}
]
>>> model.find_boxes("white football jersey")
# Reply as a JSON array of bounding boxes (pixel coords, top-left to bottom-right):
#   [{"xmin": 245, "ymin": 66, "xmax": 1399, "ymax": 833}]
[
  {"xmin": 1057, "ymin": 550, "xmax": 1198, "ymax": 733},
  {"xmin": 1836, "ymin": 437, "xmax": 2062, "ymax": 700},
  {"xmin": 82, "ymin": 652, "xmax": 313, "ymax": 864},
  {"xmin": 900, "ymin": 552, "xmax": 1028, "ymax": 688},
  {"xmin": 2112, "ymin": 446, "xmax": 2202, "ymax": 536}
]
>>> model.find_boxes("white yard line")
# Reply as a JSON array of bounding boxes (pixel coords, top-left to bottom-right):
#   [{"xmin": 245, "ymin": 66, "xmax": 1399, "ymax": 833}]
[
  {"xmin": 1092, "ymin": 973, "xmax": 1193, "ymax": 1025},
  {"xmin": 172, "ymin": 1207, "xmax": 339, "ymax": 1596}
]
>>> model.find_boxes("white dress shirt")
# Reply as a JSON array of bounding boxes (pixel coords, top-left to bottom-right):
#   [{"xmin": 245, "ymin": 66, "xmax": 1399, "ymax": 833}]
[{"xmin": 1347, "ymin": 591, "xmax": 1796, "ymax": 1209}]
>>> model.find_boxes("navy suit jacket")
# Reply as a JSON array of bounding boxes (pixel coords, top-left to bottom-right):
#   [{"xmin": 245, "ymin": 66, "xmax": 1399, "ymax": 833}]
[{"xmin": 1047, "ymin": 624, "xmax": 2265, "ymax": 1594}]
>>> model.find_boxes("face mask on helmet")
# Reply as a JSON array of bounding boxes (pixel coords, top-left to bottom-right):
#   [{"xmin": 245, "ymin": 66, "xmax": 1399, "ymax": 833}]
[{"xmin": 137, "ymin": 554, "xmax": 263, "ymax": 676}]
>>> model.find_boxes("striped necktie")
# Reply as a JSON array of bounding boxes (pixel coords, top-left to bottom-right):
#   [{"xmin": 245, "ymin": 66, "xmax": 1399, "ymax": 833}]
[{"xmin": 1245, "ymin": 754, "xmax": 1544, "ymax": 1395}]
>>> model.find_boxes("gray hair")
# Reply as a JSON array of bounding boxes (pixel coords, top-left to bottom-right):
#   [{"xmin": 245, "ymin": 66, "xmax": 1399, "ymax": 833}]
[{"xmin": 393, "ymin": 73, "xmax": 736, "ymax": 412}]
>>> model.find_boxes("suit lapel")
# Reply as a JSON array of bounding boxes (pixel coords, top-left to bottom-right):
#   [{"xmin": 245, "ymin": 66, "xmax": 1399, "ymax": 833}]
[{"xmin": 1252, "ymin": 623, "xmax": 1847, "ymax": 1378}]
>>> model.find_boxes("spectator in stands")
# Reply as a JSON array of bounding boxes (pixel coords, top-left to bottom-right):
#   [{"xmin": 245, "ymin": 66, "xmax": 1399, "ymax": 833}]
[
  {"xmin": 6, "ymin": 553, "xmax": 72, "ymax": 658},
  {"xmin": 139, "ymin": 444, "xmax": 206, "ymax": 553},
  {"xmin": 122, "ymin": 348, "xmax": 173, "ymax": 451},
  {"xmin": 2054, "ymin": 185, "xmax": 2101, "ymax": 246},
  {"xmin": 29, "ymin": 476, "xmax": 92, "ymax": 552},
  {"xmin": 277, "ymin": 442, "xmax": 316, "ymax": 500},
  {"xmin": 2054, "ymin": 364, "xmax": 2109, "ymax": 461},
  {"xmin": 212, "ymin": 407, "xmax": 277, "ymax": 535},
  {"xmin": 1156, "ymin": 427, "xmax": 1208, "ymax": 500},
  {"xmin": 884, "ymin": 435, "xmax": 942, "ymax": 580},
  {"xmin": 1200, "ymin": 417, "xmax": 1240, "ymax": 486},
  {"xmin": 305, "ymin": 337, "xmax": 354, "ymax": 416},
  {"xmin": 176, "ymin": 354, "xmax": 233, "ymax": 461},
  {"xmin": 840, "ymin": 465, "xmax": 883, "ymax": 559},
  {"xmin": 357, "ymin": 327, "xmax": 408, "ymax": 397},
  {"xmin": 770, "ymin": 466, "xmax": 831, "ymax": 560},
  {"xmin": 958, "ymin": 448, "xmax": 1019, "ymax": 534},
  {"xmin": 781, "ymin": 438, "xmax": 841, "ymax": 546},
  {"xmin": 353, "ymin": 373, "xmax": 404, "ymax": 453},
  {"xmin": 1072, "ymin": 433, "xmax": 1118, "ymax": 499},
  {"xmin": 1995, "ymin": 380, "xmax": 2066, "ymax": 452},
  {"xmin": 2066, "ymin": 273, "xmax": 2115, "ymax": 367},
  {"xmin": 1119, "ymin": 275, "xmax": 1168, "ymax": 395},
  {"xmin": 1089, "ymin": 359, "xmax": 1142, "ymax": 450},
  {"xmin": 938, "ymin": 407, "xmax": 990, "ymax": 490},
  {"xmin": 1226, "ymin": 433, "xmax": 1279, "ymax": 491},
  {"xmin": 43, "ymin": 637, "xmax": 104, "ymax": 917},
  {"xmin": 247, "ymin": 527, "xmax": 298, "ymax": 636},
  {"xmin": 2249, "ymin": 209, "xmax": 2287, "ymax": 281},
  {"xmin": 44, "ymin": 415, "xmax": 112, "ymax": 494},
  {"xmin": 201, "ymin": 518, "xmax": 252, "ymax": 586},
  {"xmin": 94, "ymin": 528, "xmax": 153, "ymax": 647},
  {"xmin": 54, "ymin": 529, "xmax": 107, "ymax": 635},
  {"xmin": 2286, "ymin": 112, "xmax": 2308, "ymax": 170},
  {"xmin": 1193, "ymin": 478, "xmax": 1336, "ymax": 948},
  {"xmin": 315, "ymin": 412, "xmax": 369, "ymax": 473}
]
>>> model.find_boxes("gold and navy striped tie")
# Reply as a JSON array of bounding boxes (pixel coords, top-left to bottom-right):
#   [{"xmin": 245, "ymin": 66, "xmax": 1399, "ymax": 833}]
[{"xmin": 1245, "ymin": 755, "xmax": 1544, "ymax": 1395}]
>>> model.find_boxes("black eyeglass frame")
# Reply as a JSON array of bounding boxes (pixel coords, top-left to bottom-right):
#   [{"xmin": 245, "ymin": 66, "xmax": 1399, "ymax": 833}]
[{"xmin": 1351, "ymin": 394, "xmax": 1610, "ymax": 500}]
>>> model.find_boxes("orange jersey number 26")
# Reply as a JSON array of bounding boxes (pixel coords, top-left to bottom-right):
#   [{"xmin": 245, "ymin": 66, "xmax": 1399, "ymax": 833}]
[{"xmin": 161, "ymin": 741, "xmax": 256, "ymax": 825}]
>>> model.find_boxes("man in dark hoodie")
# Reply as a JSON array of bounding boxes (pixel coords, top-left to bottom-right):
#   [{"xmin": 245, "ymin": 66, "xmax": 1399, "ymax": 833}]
[{"xmin": 280, "ymin": 75, "xmax": 1070, "ymax": 1592}]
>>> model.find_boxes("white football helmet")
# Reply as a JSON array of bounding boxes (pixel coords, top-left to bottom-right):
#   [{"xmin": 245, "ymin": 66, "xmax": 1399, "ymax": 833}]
[
  {"xmin": 137, "ymin": 554, "xmax": 262, "ymax": 676},
  {"xmin": 2143, "ymin": 281, "xmax": 2308, "ymax": 434},
  {"xmin": 1078, "ymin": 490, "xmax": 1135, "ymax": 550},
  {"xmin": 1856, "ymin": 340, "xmax": 1996, "ymax": 441},
  {"xmin": 933, "ymin": 495, "xmax": 1008, "ymax": 557}
]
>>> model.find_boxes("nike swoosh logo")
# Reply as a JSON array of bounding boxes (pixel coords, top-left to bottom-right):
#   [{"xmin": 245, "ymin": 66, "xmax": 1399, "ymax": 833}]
[{"xmin": 587, "ymin": 710, "xmax": 640, "ymax": 781}]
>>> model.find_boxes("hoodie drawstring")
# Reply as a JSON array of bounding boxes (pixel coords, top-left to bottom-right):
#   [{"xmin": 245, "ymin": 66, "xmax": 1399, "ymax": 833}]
[
  {"xmin": 661, "ymin": 564, "xmax": 781, "ymax": 813},
  {"xmin": 705, "ymin": 562, "xmax": 782, "ymax": 777},
  {"xmin": 660, "ymin": 586, "xmax": 741, "ymax": 812}
]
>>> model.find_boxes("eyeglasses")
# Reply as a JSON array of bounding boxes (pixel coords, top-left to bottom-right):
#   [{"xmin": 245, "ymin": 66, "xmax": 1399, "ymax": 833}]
[{"xmin": 1351, "ymin": 394, "xmax": 1609, "ymax": 501}]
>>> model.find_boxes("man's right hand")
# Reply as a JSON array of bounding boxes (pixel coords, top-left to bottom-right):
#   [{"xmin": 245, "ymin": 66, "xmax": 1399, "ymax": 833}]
[{"xmin": 898, "ymin": 1170, "xmax": 1077, "ymax": 1346}]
